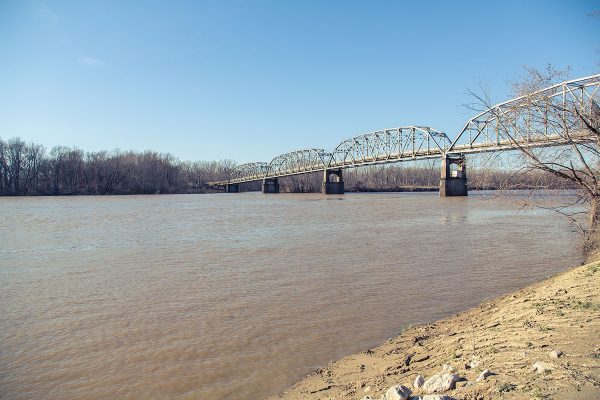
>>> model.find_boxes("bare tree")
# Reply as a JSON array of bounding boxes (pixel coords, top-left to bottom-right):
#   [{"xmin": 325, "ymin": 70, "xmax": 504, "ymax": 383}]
[
  {"xmin": 0, "ymin": 139, "xmax": 7, "ymax": 193},
  {"xmin": 282, "ymin": 172, "xmax": 321, "ymax": 192},
  {"xmin": 0, "ymin": 137, "xmax": 240, "ymax": 195},
  {"xmin": 467, "ymin": 66, "xmax": 600, "ymax": 256}
]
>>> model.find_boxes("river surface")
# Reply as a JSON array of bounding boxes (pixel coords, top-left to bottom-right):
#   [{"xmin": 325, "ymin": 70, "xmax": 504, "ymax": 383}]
[{"xmin": 0, "ymin": 192, "xmax": 584, "ymax": 400}]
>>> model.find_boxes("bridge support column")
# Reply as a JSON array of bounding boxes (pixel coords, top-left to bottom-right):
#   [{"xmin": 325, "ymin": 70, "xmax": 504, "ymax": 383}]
[
  {"xmin": 322, "ymin": 169, "xmax": 344, "ymax": 194},
  {"xmin": 225, "ymin": 183, "xmax": 239, "ymax": 193},
  {"xmin": 440, "ymin": 154, "xmax": 467, "ymax": 197},
  {"xmin": 262, "ymin": 178, "xmax": 280, "ymax": 193}
]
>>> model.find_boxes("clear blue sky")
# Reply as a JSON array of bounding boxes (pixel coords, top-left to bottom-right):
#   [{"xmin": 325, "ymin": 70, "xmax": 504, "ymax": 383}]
[{"xmin": 0, "ymin": 1, "xmax": 598, "ymax": 163}]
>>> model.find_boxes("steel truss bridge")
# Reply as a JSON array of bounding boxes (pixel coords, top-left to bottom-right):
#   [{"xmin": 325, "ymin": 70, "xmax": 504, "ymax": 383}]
[{"xmin": 210, "ymin": 74, "xmax": 600, "ymax": 195}]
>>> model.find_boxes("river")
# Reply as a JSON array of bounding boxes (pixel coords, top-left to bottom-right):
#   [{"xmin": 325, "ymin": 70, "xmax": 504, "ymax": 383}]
[{"xmin": 0, "ymin": 192, "xmax": 584, "ymax": 400}]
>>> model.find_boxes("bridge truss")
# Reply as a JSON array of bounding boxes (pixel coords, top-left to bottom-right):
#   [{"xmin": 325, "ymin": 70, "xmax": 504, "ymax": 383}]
[
  {"xmin": 211, "ymin": 74, "xmax": 600, "ymax": 186},
  {"xmin": 329, "ymin": 127, "xmax": 451, "ymax": 167},
  {"xmin": 449, "ymin": 74, "xmax": 600, "ymax": 153},
  {"xmin": 268, "ymin": 149, "xmax": 332, "ymax": 178}
]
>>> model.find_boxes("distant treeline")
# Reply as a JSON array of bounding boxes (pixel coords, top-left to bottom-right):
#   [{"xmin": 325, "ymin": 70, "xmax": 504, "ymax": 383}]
[
  {"xmin": 270, "ymin": 165, "xmax": 576, "ymax": 193},
  {"xmin": 0, "ymin": 137, "xmax": 234, "ymax": 195},
  {"xmin": 0, "ymin": 137, "xmax": 575, "ymax": 195}
]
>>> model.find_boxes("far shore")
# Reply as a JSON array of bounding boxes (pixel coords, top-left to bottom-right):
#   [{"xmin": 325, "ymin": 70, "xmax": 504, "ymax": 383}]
[
  {"xmin": 0, "ymin": 186, "xmax": 579, "ymax": 196},
  {"xmin": 268, "ymin": 261, "xmax": 600, "ymax": 400}
]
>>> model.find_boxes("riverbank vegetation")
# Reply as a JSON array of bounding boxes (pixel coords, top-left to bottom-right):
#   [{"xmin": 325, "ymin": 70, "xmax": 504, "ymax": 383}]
[
  {"xmin": 267, "ymin": 158, "xmax": 578, "ymax": 194},
  {"xmin": 0, "ymin": 138, "xmax": 235, "ymax": 195}
]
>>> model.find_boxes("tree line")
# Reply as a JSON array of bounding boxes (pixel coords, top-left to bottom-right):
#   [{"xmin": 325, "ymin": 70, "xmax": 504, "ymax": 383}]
[
  {"xmin": 0, "ymin": 137, "xmax": 578, "ymax": 196},
  {"xmin": 264, "ymin": 162, "xmax": 575, "ymax": 193},
  {"xmin": 0, "ymin": 137, "xmax": 235, "ymax": 195}
]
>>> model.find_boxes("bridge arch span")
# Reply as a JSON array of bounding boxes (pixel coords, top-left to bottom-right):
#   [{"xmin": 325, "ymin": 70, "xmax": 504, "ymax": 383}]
[
  {"xmin": 230, "ymin": 162, "xmax": 269, "ymax": 182},
  {"xmin": 267, "ymin": 148, "xmax": 332, "ymax": 177},
  {"xmin": 328, "ymin": 126, "xmax": 451, "ymax": 167},
  {"xmin": 449, "ymin": 74, "xmax": 600, "ymax": 152}
]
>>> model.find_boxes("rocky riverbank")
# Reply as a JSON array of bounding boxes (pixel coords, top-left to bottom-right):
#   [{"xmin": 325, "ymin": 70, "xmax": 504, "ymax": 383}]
[{"xmin": 268, "ymin": 262, "xmax": 600, "ymax": 400}]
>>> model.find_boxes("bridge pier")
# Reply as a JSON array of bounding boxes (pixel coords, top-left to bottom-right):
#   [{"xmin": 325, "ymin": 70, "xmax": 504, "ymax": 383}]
[
  {"xmin": 225, "ymin": 183, "xmax": 239, "ymax": 193},
  {"xmin": 262, "ymin": 178, "xmax": 280, "ymax": 193},
  {"xmin": 440, "ymin": 154, "xmax": 467, "ymax": 197},
  {"xmin": 322, "ymin": 169, "xmax": 344, "ymax": 194}
]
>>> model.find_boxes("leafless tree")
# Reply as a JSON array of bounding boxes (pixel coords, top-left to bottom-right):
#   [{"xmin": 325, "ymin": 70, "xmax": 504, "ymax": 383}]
[
  {"xmin": 0, "ymin": 137, "xmax": 239, "ymax": 195},
  {"xmin": 467, "ymin": 65, "xmax": 600, "ymax": 255}
]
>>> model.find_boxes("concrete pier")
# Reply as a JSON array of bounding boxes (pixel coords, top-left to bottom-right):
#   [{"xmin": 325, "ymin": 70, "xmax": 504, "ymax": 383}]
[
  {"xmin": 225, "ymin": 183, "xmax": 239, "ymax": 193},
  {"xmin": 322, "ymin": 169, "xmax": 344, "ymax": 194},
  {"xmin": 440, "ymin": 154, "xmax": 467, "ymax": 197},
  {"xmin": 262, "ymin": 178, "xmax": 280, "ymax": 193}
]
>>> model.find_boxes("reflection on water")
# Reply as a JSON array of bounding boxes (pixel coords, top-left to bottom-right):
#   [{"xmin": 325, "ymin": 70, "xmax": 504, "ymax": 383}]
[{"xmin": 0, "ymin": 192, "xmax": 583, "ymax": 400}]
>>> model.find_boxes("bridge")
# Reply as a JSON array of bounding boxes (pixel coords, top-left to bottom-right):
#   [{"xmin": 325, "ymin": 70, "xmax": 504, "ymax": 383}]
[{"xmin": 209, "ymin": 74, "xmax": 600, "ymax": 196}]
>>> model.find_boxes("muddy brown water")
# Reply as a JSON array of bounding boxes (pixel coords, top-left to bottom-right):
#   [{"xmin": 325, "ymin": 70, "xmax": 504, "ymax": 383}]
[{"xmin": 0, "ymin": 192, "xmax": 584, "ymax": 400}]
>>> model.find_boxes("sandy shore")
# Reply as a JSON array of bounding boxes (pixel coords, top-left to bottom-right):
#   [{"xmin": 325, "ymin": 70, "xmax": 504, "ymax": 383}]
[{"xmin": 268, "ymin": 262, "xmax": 600, "ymax": 400}]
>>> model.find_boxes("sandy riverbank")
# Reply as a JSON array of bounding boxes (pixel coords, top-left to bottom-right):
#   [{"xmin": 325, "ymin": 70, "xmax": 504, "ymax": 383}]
[{"xmin": 268, "ymin": 262, "xmax": 600, "ymax": 400}]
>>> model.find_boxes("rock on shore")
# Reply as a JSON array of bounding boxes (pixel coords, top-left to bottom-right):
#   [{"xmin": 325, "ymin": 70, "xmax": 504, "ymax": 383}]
[{"xmin": 266, "ymin": 261, "xmax": 600, "ymax": 400}]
